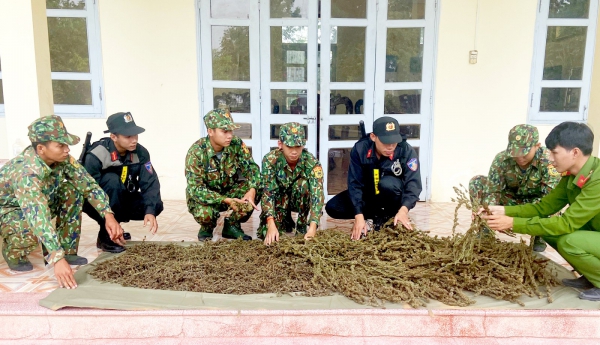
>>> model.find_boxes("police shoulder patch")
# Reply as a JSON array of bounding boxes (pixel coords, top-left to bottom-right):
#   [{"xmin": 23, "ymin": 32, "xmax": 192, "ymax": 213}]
[
  {"xmin": 407, "ymin": 158, "xmax": 418, "ymax": 172},
  {"xmin": 145, "ymin": 161, "xmax": 153, "ymax": 174},
  {"xmin": 313, "ymin": 165, "xmax": 323, "ymax": 179}
]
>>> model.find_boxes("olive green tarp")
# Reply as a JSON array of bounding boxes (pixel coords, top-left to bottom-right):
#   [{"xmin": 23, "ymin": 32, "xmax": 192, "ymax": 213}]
[{"xmin": 39, "ymin": 241, "xmax": 600, "ymax": 311}]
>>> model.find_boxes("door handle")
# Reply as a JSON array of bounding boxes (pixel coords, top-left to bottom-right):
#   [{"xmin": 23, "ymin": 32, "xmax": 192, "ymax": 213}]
[{"xmin": 303, "ymin": 116, "xmax": 316, "ymax": 124}]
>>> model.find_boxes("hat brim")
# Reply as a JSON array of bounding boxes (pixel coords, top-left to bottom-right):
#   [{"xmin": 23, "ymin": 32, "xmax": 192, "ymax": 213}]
[
  {"xmin": 60, "ymin": 133, "xmax": 80, "ymax": 146},
  {"xmin": 105, "ymin": 126, "xmax": 146, "ymax": 136},
  {"xmin": 220, "ymin": 124, "xmax": 241, "ymax": 131},
  {"xmin": 507, "ymin": 145, "xmax": 532, "ymax": 157},
  {"xmin": 378, "ymin": 133, "xmax": 403, "ymax": 144},
  {"xmin": 282, "ymin": 138, "xmax": 307, "ymax": 147}
]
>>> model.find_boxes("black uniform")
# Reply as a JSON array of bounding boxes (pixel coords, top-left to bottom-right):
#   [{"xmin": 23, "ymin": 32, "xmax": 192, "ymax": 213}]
[
  {"xmin": 83, "ymin": 138, "xmax": 163, "ymax": 242},
  {"xmin": 325, "ymin": 135, "xmax": 422, "ymax": 222}
]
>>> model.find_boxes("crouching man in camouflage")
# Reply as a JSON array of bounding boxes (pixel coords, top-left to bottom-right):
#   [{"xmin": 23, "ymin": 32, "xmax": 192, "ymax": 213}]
[
  {"xmin": 258, "ymin": 123, "xmax": 324, "ymax": 245},
  {"xmin": 0, "ymin": 115, "xmax": 123, "ymax": 289},
  {"xmin": 469, "ymin": 124, "xmax": 560, "ymax": 251},
  {"xmin": 185, "ymin": 109, "xmax": 261, "ymax": 241}
]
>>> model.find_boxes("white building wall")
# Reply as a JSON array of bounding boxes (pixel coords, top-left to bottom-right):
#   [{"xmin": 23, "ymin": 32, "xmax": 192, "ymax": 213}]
[
  {"xmin": 62, "ymin": 0, "xmax": 202, "ymax": 200},
  {"xmin": 430, "ymin": 0, "xmax": 546, "ymax": 202}
]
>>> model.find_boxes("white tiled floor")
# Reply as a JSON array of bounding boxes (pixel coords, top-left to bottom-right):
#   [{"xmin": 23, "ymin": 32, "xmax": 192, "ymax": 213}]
[{"xmin": 0, "ymin": 200, "xmax": 570, "ymax": 292}]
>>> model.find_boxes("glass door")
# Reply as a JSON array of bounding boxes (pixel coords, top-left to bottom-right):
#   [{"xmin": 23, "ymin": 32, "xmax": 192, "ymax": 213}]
[
  {"xmin": 318, "ymin": 0, "xmax": 377, "ymax": 198},
  {"xmin": 199, "ymin": 0, "xmax": 262, "ymax": 163},
  {"xmin": 259, "ymin": 0, "xmax": 319, "ymax": 157},
  {"xmin": 373, "ymin": 0, "xmax": 436, "ymax": 200}
]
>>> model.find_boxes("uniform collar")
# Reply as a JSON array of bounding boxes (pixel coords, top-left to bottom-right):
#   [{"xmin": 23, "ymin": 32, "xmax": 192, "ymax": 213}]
[
  {"xmin": 106, "ymin": 138, "xmax": 137, "ymax": 161},
  {"xmin": 572, "ymin": 156, "xmax": 596, "ymax": 189},
  {"xmin": 366, "ymin": 140, "xmax": 394, "ymax": 160},
  {"xmin": 277, "ymin": 149, "xmax": 305, "ymax": 171},
  {"xmin": 26, "ymin": 146, "xmax": 55, "ymax": 179},
  {"xmin": 204, "ymin": 136, "xmax": 230, "ymax": 159}
]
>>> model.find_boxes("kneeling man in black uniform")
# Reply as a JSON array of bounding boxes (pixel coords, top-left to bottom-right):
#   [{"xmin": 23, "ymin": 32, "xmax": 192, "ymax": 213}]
[
  {"xmin": 83, "ymin": 112, "xmax": 163, "ymax": 252},
  {"xmin": 325, "ymin": 116, "xmax": 422, "ymax": 240}
]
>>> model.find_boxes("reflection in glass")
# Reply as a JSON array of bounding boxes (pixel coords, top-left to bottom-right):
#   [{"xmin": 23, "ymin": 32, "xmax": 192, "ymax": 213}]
[
  {"xmin": 0, "ymin": 80, "xmax": 4, "ymax": 104},
  {"xmin": 398, "ymin": 124, "xmax": 421, "ymax": 139},
  {"xmin": 213, "ymin": 88, "xmax": 251, "ymax": 113},
  {"xmin": 271, "ymin": 26, "xmax": 308, "ymax": 82},
  {"xmin": 549, "ymin": 0, "xmax": 589, "ymax": 18},
  {"xmin": 212, "ymin": 26, "xmax": 250, "ymax": 81},
  {"xmin": 270, "ymin": 0, "xmax": 309, "ymax": 18},
  {"xmin": 543, "ymin": 27, "xmax": 586, "ymax": 81},
  {"xmin": 331, "ymin": 27, "xmax": 365, "ymax": 82},
  {"xmin": 236, "ymin": 123, "xmax": 252, "ymax": 139},
  {"xmin": 328, "ymin": 125, "xmax": 361, "ymax": 141},
  {"xmin": 330, "ymin": 90, "xmax": 364, "ymax": 114},
  {"xmin": 332, "ymin": 0, "xmax": 366, "ymax": 18},
  {"xmin": 48, "ymin": 17, "xmax": 90, "ymax": 73},
  {"xmin": 211, "ymin": 0, "xmax": 250, "ymax": 19},
  {"xmin": 388, "ymin": 0, "xmax": 425, "ymax": 19},
  {"xmin": 540, "ymin": 88, "xmax": 581, "ymax": 112},
  {"xmin": 384, "ymin": 90, "xmax": 421, "ymax": 114},
  {"xmin": 271, "ymin": 124, "xmax": 308, "ymax": 140},
  {"xmin": 386, "ymin": 28, "xmax": 424, "ymax": 82},
  {"xmin": 272, "ymin": 89, "xmax": 307, "ymax": 114},
  {"xmin": 52, "ymin": 80, "xmax": 92, "ymax": 105},
  {"xmin": 46, "ymin": 0, "xmax": 86, "ymax": 9},
  {"xmin": 327, "ymin": 148, "xmax": 351, "ymax": 195}
]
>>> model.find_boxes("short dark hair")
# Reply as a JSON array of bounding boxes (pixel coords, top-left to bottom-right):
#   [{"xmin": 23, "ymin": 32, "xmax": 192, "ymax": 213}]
[
  {"xmin": 545, "ymin": 122, "xmax": 594, "ymax": 156},
  {"xmin": 31, "ymin": 141, "xmax": 50, "ymax": 150}
]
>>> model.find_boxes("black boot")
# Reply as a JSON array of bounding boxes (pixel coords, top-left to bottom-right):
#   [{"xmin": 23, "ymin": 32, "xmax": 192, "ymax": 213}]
[
  {"xmin": 222, "ymin": 218, "xmax": 252, "ymax": 240},
  {"xmin": 96, "ymin": 225, "xmax": 125, "ymax": 253}
]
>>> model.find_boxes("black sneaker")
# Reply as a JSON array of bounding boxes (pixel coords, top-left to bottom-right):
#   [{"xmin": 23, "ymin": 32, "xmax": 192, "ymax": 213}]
[
  {"xmin": 222, "ymin": 219, "xmax": 251, "ymax": 240},
  {"xmin": 2, "ymin": 251, "xmax": 33, "ymax": 272},
  {"xmin": 563, "ymin": 275, "xmax": 594, "ymax": 289},
  {"xmin": 579, "ymin": 287, "xmax": 600, "ymax": 301}
]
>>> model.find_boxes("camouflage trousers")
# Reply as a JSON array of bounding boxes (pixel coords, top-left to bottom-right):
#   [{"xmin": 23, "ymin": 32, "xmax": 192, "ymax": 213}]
[
  {"xmin": 468, "ymin": 175, "xmax": 535, "ymax": 206},
  {"xmin": 0, "ymin": 182, "xmax": 83, "ymax": 263},
  {"xmin": 188, "ymin": 180, "xmax": 261, "ymax": 230},
  {"xmin": 257, "ymin": 177, "xmax": 313, "ymax": 239}
]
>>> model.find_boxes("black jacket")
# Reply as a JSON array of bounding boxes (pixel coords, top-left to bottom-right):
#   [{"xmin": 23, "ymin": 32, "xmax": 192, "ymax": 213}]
[
  {"xmin": 84, "ymin": 137, "xmax": 161, "ymax": 215},
  {"xmin": 347, "ymin": 135, "xmax": 422, "ymax": 215}
]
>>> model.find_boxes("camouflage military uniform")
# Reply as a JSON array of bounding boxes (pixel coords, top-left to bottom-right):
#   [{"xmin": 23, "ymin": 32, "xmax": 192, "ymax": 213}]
[
  {"xmin": 469, "ymin": 124, "xmax": 561, "ymax": 206},
  {"xmin": 469, "ymin": 147, "xmax": 560, "ymax": 206},
  {"xmin": 257, "ymin": 123, "xmax": 324, "ymax": 238},
  {"xmin": 0, "ymin": 116, "xmax": 112, "ymax": 266},
  {"xmin": 185, "ymin": 109, "xmax": 261, "ymax": 233}
]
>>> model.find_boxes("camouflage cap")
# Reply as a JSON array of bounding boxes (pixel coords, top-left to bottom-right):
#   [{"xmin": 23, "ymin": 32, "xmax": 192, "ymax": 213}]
[
  {"xmin": 279, "ymin": 122, "xmax": 306, "ymax": 147},
  {"xmin": 28, "ymin": 115, "xmax": 80, "ymax": 145},
  {"xmin": 204, "ymin": 109, "xmax": 241, "ymax": 130},
  {"xmin": 507, "ymin": 124, "xmax": 539, "ymax": 157}
]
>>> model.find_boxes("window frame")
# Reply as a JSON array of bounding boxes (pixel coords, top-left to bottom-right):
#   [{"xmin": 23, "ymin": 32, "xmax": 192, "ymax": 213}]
[
  {"xmin": 0, "ymin": 69, "xmax": 4, "ymax": 115},
  {"xmin": 528, "ymin": 0, "xmax": 599, "ymax": 124},
  {"xmin": 46, "ymin": 0, "xmax": 104, "ymax": 118}
]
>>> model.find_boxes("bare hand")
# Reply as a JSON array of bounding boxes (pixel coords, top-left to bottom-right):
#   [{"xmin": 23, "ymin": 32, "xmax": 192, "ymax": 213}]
[
  {"xmin": 352, "ymin": 214, "xmax": 367, "ymax": 240},
  {"xmin": 394, "ymin": 206, "xmax": 412, "ymax": 230},
  {"xmin": 105, "ymin": 213, "xmax": 126, "ymax": 246},
  {"xmin": 54, "ymin": 258, "xmax": 77, "ymax": 289},
  {"xmin": 304, "ymin": 223, "xmax": 317, "ymax": 240},
  {"xmin": 264, "ymin": 221, "xmax": 280, "ymax": 245},
  {"xmin": 242, "ymin": 188, "xmax": 259, "ymax": 211},
  {"xmin": 144, "ymin": 214, "xmax": 158, "ymax": 234},
  {"xmin": 481, "ymin": 214, "xmax": 514, "ymax": 231},
  {"xmin": 477, "ymin": 205, "xmax": 505, "ymax": 216}
]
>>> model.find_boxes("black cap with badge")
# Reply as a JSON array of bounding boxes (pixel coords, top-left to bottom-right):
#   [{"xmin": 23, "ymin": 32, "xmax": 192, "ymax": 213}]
[
  {"xmin": 372, "ymin": 116, "xmax": 403, "ymax": 144},
  {"xmin": 104, "ymin": 112, "xmax": 146, "ymax": 135}
]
